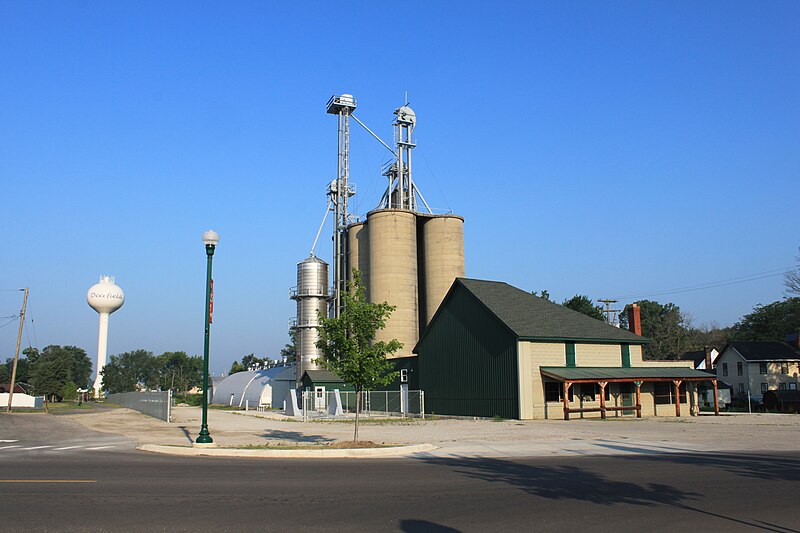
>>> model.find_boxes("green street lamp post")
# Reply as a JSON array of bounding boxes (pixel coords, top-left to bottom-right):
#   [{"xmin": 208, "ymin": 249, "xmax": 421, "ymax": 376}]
[{"xmin": 196, "ymin": 229, "xmax": 219, "ymax": 446}]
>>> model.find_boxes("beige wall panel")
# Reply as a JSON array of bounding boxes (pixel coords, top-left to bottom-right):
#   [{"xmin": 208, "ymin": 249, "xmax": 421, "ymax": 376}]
[
  {"xmin": 520, "ymin": 342, "xmax": 567, "ymax": 420},
  {"xmin": 575, "ymin": 344, "xmax": 622, "ymax": 366},
  {"xmin": 419, "ymin": 215, "xmax": 465, "ymax": 330},
  {"xmin": 629, "ymin": 345, "xmax": 644, "ymax": 365},
  {"xmin": 367, "ymin": 209, "xmax": 418, "ymax": 358},
  {"xmin": 346, "ymin": 223, "xmax": 369, "ymax": 293}
]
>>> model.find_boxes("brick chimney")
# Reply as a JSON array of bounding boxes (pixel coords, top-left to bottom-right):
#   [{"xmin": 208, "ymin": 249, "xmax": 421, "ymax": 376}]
[
  {"xmin": 704, "ymin": 345, "xmax": 712, "ymax": 370},
  {"xmin": 627, "ymin": 304, "xmax": 642, "ymax": 336}
]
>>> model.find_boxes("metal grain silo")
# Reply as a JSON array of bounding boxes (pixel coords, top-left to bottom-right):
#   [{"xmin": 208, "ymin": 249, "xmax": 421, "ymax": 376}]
[
  {"xmin": 346, "ymin": 221, "xmax": 369, "ymax": 293},
  {"xmin": 366, "ymin": 209, "xmax": 418, "ymax": 358},
  {"xmin": 291, "ymin": 255, "xmax": 329, "ymax": 386},
  {"xmin": 419, "ymin": 214, "xmax": 465, "ymax": 331}
]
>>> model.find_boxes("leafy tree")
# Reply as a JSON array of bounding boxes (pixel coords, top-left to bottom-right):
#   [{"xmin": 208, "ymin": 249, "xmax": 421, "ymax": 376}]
[
  {"xmin": 158, "ymin": 351, "xmax": 203, "ymax": 393},
  {"xmin": 280, "ymin": 328, "xmax": 297, "ymax": 364},
  {"xmin": 101, "ymin": 349, "xmax": 158, "ymax": 393},
  {"xmin": 531, "ymin": 289, "xmax": 551, "ymax": 301},
  {"xmin": 241, "ymin": 354, "xmax": 266, "ymax": 370},
  {"xmin": 27, "ymin": 345, "xmax": 92, "ymax": 401},
  {"xmin": 3, "ymin": 352, "xmax": 32, "ymax": 387},
  {"xmin": 562, "ymin": 295, "xmax": 605, "ymax": 321},
  {"xmin": 620, "ymin": 300, "xmax": 693, "ymax": 360},
  {"xmin": 316, "ymin": 271, "xmax": 401, "ymax": 442},
  {"xmin": 685, "ymin": 322, "xmax": 730, "ymax": 353},
  {"xmin": 61, "ymin": 380, "xmax": 79, "ymax": 401},
  {"xmin": 228, "ymin": 360, "xmax": 246, "ymax": 375},
  {"xmin": 785, "ymin": 247, "xmax": 800, "ymax": 296},
  {"xmin": 729, "ymin": 298, "xmax": 800, "ymax": 342}
]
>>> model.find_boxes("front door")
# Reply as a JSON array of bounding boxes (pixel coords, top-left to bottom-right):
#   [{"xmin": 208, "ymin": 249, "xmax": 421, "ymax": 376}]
[
  {"xmin": 620, "ymin": 383, "xmax": 634, "ymax": 416},
  {"xmin": 314, "ymin": 386, "xmax": 326, "ymax": 411}
]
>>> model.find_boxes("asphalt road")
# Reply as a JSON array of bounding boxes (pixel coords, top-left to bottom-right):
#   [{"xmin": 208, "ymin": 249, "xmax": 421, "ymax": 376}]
[{"xmin": 2, "ymin": 415, "xmax": 800, "ymax": 532}]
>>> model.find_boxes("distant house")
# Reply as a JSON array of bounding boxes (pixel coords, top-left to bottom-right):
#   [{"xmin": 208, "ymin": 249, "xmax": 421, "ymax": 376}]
[
  {"xmin": 715, "ymin": 341, "xmax": 800, "ymax": 402},
  {"xmin": 680, "ymin": 348, "xmax": 720, "ymax": 371},
  {"xmin": 414, "ymin": 278, "xmax": 718, "ymax": 420},
  {"xmin": 0, "ymin": 383, "xmax": 27, "ymax": 394}
]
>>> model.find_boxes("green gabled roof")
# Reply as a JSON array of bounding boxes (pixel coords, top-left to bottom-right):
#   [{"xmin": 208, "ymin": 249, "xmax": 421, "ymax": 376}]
[
  {"xmin": 456, "ymin": 278, "xmax": 648, "ymax": 344},
  {"xmin": 302, "ymin": 369, "xmax": 344, "ymax": 382},
  {"xmin": 540, "ymin": 366, "xmax": 714, "ymax": 381}
]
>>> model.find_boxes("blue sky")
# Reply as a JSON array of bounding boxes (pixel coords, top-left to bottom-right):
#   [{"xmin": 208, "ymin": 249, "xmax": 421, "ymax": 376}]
[{"xmin": 1, "ymin": 2, "xmax": 798, "ymax": 375}]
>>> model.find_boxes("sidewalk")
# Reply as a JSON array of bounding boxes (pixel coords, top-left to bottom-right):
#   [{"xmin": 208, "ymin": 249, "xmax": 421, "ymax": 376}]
[{"xmin": 64, "ymin": 406, "xmax": 800, "ymax": 459}]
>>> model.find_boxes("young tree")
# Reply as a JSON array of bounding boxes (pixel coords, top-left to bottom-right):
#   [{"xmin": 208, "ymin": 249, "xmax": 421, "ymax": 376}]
[
  {"xmin": 316, "ymin": 271, "xmax": 401, "ymax": 442},
  {"xmin": 562, "ymin": 295, "xmax": 605, "ymax": 321}
]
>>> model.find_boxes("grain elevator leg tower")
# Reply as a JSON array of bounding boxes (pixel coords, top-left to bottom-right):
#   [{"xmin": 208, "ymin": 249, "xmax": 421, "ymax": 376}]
[
  {"xmin": 343, "ymin": 101, "xmax": 465, "ymax": 358},
  {"xmin": 326, "ymin": 94, "xmax": 357, "ymax": 319}
]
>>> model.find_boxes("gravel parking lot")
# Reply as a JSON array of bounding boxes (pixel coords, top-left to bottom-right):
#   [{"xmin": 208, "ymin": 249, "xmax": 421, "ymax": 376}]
[{"xmin": 62, "ymin": 406, "xmax": 800, "ymax": 458}]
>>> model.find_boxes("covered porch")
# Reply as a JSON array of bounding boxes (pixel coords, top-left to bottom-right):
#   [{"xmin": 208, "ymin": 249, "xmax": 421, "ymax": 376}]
[{"xmin": 540, "ymin": 367, "xmax": 719, "ymax": 420}]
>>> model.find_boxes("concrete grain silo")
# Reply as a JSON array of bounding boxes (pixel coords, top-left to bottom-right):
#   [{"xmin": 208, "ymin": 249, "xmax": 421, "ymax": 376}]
[
  {"xmin": 418, "ymin": 214, "xmax": 465, "ymax": 330},
  {"xmin": 366, "ymin": 209, "xmax": 419, "ymax": 358},
  {"xmin": 346, "ymin": 221, "xmax": 369, "ymax": 292}
]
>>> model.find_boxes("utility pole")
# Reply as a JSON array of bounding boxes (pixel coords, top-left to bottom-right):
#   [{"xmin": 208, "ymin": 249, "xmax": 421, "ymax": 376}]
[
  {"xmin": 7, "ymin": 287, "xmax": 29, "ymax": 413},
  {"xmin": 597, "ymin": 298, "xmax": 621, "ymax": 326}
]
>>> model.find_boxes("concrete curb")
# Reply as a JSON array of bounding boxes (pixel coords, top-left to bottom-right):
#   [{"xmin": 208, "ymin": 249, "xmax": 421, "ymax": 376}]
[{"xmin": 138, "ymin": 443, "xmax": 438, "ymax": 458}]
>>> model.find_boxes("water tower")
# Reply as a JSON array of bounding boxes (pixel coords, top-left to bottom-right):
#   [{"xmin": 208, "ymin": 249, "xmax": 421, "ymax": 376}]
[{"xmin": 87, "ymin": 276, "xmax": 125, "ymax": 398}]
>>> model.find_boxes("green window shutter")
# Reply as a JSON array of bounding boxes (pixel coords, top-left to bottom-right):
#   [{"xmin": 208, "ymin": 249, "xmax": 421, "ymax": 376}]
[
  {"xmin": 621, "ymin": 344, "xmax": 631, "ymax": 368},
  {"xmin": 566, "ymin": 343, "xmax": 576, "ymax": 367}
]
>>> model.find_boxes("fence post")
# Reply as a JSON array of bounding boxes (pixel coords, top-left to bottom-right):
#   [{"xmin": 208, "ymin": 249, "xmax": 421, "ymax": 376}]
[
  {"xmin": 167, "ymin": 389, "xmax": 172, "ymax": 423},
  {"xmin": 421, "ymin": 390, "xmax": 425, "ymax": 419}
]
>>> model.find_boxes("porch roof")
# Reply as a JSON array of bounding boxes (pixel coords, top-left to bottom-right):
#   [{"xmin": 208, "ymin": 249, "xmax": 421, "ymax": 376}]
[{"xmin": 540, "ymin": 366, "xmax": 716, "ymax": 383}]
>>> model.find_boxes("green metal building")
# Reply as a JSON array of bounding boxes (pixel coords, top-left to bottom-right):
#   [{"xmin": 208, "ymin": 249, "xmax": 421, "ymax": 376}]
[{"xmin": 414, "ymin": 278, "xmax": 717, "ymax": 420}]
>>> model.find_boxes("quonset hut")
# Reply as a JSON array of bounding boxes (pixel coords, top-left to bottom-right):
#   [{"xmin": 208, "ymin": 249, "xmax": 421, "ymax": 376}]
[{"xmin": 211, "ymin": 367, "xmax": 295, "ymax": 409}]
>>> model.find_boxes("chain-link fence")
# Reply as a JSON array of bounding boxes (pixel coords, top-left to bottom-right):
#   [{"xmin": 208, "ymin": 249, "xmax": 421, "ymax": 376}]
[
  {"xmin": 107, "ymin": 391, "xmax": 172, "ymax": 422},
  {"xmin": 300, "ymin": 389, "xmax": 424, "ymax": 421}
]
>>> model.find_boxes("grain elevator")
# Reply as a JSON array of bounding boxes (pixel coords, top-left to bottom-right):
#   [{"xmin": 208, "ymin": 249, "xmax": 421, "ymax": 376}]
[{"xmin": 291, "ymin": 94, "xmax": 464, "ymax": 384}]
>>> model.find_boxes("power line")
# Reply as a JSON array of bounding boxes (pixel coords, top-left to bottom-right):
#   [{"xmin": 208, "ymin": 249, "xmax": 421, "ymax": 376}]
[
  {"xmin": 0, "ymin": 316, "xmax": 18, "ymax": 329},
  {"xmin": 614, "ymin": 267, "xmax": 790, "ymax": 301}
]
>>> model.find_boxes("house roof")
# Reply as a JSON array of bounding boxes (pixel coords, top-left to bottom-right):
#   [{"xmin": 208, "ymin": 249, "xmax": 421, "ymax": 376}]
[
  {"xmin": 455, "ymin": 278, "xmax": 648, "ymax": 344},
  {"xmin": 725, "ymin": 342, "xmax": 800, "ymax": 362},
  {"xmin": 540, "ymin": 366, "xmax": 715, "ymax": 382},
  {"xmin": 302, "ymin": 369, "xmax": 344, "ymax": 382},
  {"xmin": 680, "ymin": 349, "xmax": 717, "ymax": 367}
]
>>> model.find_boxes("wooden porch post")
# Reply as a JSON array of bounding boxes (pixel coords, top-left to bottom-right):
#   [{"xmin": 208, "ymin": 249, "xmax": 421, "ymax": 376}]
[
  {"xmin": 598, "ymin": 382, "xmax": 607, "ymax": 419},
  {"xmin": 674, "ymin": 380, "xmax": 683, "ymax": 417},
  {"xmin": 563, "ymin": 382, "xmax": 571, "ymax": 421},
  {"xmin": 712, "ymin": 379, "xmax": 720, "ymax": 416},
  {"xmin": 634, "ymin": 381, "xmax": 642, "ymax": 418}
]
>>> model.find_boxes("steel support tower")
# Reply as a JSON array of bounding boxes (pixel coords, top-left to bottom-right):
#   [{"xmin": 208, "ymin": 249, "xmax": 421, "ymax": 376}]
[{"xmin": 326, "ymin": 94, "xmax": 357, "ymax": 318}]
